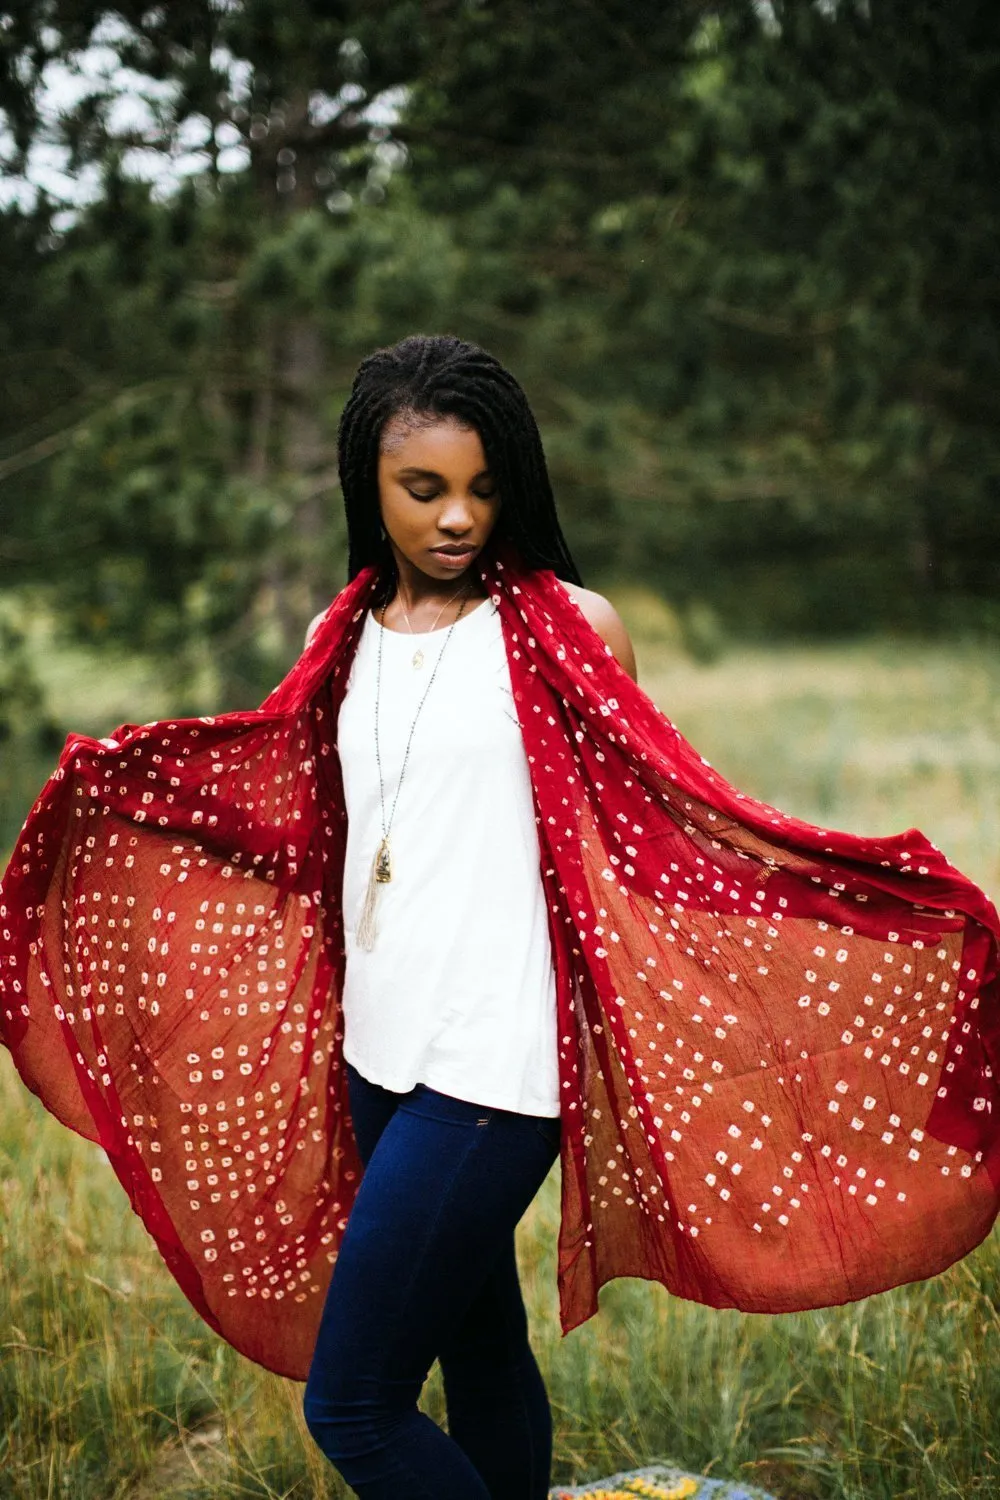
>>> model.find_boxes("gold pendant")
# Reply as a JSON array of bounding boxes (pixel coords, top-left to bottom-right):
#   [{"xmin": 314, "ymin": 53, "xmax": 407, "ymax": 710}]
[
  {"xmin": 412, "ymin": 648, "xmax": 424, "ymax": 669},
  {"xmin": 375, "ymin": 837, "xmax": 392, "ymax": 883}
]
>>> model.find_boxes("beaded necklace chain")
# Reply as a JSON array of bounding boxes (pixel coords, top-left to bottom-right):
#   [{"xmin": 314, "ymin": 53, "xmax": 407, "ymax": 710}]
[{"xmin": 355, "ymin": 584, "xmax": 472, "ymax": 950}]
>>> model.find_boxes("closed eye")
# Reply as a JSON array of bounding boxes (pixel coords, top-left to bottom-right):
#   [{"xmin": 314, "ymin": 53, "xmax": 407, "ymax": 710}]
[{"xmin": 404, "ymin": 487, "xmax": 497, "ymax": 502}]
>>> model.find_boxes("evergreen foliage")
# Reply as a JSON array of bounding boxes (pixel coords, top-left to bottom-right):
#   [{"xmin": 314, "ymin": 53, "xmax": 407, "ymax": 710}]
[{"xmin": 0, "ymin": 0, "xmax": 997, "ymax": 712}]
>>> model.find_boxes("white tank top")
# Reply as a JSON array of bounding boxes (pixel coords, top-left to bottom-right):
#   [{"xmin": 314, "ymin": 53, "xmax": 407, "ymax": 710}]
[{"xmin": 336, "ymin": 595, "xmax": 561, "ymax": 1116}]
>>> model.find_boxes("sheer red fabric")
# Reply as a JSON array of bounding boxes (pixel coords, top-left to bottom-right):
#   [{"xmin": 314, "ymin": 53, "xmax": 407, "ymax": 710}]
[{"xmin": 2, "ymin": 542, "xmax": 999, "ymax": 1379}]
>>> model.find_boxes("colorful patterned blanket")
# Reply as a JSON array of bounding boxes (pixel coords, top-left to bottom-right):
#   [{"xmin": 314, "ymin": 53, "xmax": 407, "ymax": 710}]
[{"xmin": 549, "ymin": 1463, "xmax": 777, "ymax": 1500}]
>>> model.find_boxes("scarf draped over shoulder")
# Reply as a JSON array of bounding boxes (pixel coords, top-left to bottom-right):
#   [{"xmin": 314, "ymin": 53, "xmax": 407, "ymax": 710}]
[{"xmin": 2, "ymin": 542, "xmax": 999, "ymax": 1379}]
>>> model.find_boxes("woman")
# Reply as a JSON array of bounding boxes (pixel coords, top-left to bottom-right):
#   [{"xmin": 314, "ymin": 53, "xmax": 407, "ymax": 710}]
[
  {"xmin": 2, "ymin": 335, "xmax": 999, "ymax": 1500},
  {"xmin": 299, "ymin": 334, "xmax": 637, "ymax": 1497}
]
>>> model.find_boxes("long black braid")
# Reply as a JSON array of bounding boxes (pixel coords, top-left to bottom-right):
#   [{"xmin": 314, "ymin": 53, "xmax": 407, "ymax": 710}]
[{"xmin": 337, "ymin": 334, "xmax": 583, "ymax": 598}]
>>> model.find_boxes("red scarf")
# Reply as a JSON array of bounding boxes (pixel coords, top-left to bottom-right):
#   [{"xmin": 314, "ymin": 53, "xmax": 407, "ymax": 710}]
[{"xmin": 2, "ymin": 542, "xmax": 999, "ymax": 1379}]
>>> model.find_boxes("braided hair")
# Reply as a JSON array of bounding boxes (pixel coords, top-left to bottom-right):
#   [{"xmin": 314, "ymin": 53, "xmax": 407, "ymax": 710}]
[{"xmin": 338, "ymin": 334, "xmax": 583, "ymax": 594}]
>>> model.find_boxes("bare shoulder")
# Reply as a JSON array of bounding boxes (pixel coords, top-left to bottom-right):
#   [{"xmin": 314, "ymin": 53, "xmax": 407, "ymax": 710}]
[
  {"xmin": 557, "ymin": 580, "xmax": 638, "ymax": 682},
  {"xmin": 305, "ymin": 609, "xmax": 328, "ymax": 649}
]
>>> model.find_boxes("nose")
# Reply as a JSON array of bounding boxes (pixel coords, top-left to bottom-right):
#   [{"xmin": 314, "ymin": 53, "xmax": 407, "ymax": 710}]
[{"xmin": 436, "ymin": 495, "xmax": 476, "ymax": 535}]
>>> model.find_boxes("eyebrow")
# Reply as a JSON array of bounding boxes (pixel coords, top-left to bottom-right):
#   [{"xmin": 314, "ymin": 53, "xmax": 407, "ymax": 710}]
[{"xmin": 394, "ymin": 466, "xmax": 493, "ymax": 481}]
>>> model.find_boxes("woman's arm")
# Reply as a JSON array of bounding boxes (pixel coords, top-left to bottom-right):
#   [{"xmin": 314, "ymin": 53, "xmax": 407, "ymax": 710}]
[{"xmin": 558, "ymin": 580, "xmax": 638, "ymax": 682}]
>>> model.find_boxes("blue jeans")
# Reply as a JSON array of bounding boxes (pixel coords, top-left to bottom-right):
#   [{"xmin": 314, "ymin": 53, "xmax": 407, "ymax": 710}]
[{"xmin": 302, "ymin": 1060, "xmax": 562, "ymax": 1498}]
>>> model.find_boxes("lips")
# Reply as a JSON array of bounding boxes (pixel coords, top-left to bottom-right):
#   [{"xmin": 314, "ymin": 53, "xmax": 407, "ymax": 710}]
[{"xmin": 429, "ymin": 545, "xmax": 477, "ymax": 571}]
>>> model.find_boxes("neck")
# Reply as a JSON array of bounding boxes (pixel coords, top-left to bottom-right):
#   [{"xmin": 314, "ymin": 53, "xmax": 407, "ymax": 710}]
[{"xmin": 387, "ymin": 547, "xmax": 487, "ymax": 611}]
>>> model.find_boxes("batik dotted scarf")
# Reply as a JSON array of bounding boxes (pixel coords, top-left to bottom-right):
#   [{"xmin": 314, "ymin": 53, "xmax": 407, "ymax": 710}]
[{"xmin": 2, "ymin": 538, "xmax": 998, "ymax": 1378}]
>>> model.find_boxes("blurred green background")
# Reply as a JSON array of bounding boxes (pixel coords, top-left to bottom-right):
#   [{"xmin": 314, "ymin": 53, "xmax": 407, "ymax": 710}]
[
  {"xmin": 1, "ymin": 6, "xmax": 1000, "ymax": 1496},
  {"xmin": 2, "ymin": 0, "xmax": 999, "ymax": 847}
]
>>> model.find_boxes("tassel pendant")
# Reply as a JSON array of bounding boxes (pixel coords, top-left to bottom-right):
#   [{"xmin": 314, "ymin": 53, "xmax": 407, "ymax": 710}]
[{"xmin": 356, "ymin": 838, "xmax": 391, "ymax": 952}]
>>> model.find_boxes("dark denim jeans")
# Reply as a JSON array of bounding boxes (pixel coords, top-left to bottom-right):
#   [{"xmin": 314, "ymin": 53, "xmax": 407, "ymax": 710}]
[{"xmin": 302, "ymin": 1059, "xmax": 561, "ymax": 1499}]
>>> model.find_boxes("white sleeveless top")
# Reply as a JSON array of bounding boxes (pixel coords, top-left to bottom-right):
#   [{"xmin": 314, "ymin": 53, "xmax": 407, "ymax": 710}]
[{"xmin": 336, "ymin": 596, "xmax": 561, "ymax": 1116}]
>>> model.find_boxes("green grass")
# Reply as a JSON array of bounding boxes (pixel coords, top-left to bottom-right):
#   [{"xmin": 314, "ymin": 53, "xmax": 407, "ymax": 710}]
[{"xmin": 2, "ymin": 632, "xmax": 999, "ymax": 1498}]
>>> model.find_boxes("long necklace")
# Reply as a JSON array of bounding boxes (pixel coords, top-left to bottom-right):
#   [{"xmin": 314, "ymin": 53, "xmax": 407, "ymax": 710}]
[{"xmin": 355, "ymin": 586, "xmax": 473, "ymax": 951}]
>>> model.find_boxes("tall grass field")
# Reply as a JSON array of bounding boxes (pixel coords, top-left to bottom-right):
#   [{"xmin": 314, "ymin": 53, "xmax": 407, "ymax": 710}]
[{"xmin": 2, "ymin": 624, "xmax": 999, "ymax": 1499}]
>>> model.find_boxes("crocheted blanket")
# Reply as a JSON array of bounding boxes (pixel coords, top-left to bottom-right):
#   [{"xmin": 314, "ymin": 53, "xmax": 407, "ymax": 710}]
[{"xmin": 549, "ymin": 1463, "xmax": 777, "ymax": 1499}]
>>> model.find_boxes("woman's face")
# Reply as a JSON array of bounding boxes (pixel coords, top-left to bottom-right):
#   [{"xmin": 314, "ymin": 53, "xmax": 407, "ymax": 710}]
[{"xmin": 377, "ymin": 414, "xmax": 501, "ymax": 587}]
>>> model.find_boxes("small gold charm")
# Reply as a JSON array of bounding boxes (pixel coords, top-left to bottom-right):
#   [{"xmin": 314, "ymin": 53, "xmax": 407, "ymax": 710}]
[
  {"xmin": 374, "ymin": 838, "xmax": 392, "ymax": 883},
  {"xmin": 412, "ymin": 649, "xmax": 424, "ymax": 669}
]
